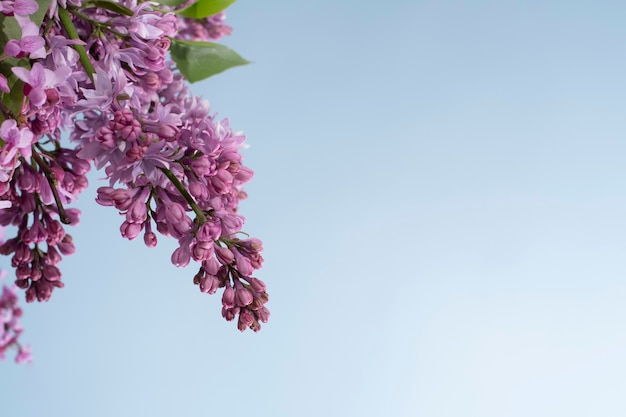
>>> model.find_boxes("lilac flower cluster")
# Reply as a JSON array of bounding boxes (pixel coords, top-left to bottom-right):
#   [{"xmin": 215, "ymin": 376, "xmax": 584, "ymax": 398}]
[
  {"xmin": 0, "ymin": 0, "xmax": 267, "ymax": 361},
  {"xmin": 177, "ymin": 11, "xmax": 232, "ymax": 41},
  {"xmin": 0, "ymin": 260, "xmax": 31, "ymax": 363}
]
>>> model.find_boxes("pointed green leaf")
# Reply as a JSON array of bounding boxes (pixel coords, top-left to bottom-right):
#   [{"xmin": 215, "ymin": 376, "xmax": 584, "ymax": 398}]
[
  {"xmin": 0, "ymin": 63, "xmax": 26, "ymax": 120},
  {"xmin": 169, "ymin": 40, "xmax": 249, "ymax": 83},
  {"xmin": 32, "ymin": 0, "xmax": 51, "ymax": 26},
  {"xmin": 153, "ymin": 0, "xmax": 189, "ymax": 6},
  {"xmin": 92, "ymin": 0, "xmax": 134, "ymax": 16},
  {"xmin": 178, "ymin": 0, "xmax": 236, "ymax": 19}
]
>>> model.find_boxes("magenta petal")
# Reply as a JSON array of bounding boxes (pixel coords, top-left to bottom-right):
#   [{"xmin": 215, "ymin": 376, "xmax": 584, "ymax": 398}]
[
  {"xmin": 11, "ymin": 66, "xmax": 31, "ymax": 83},
  {"xmin": 4, "ymin": 40, "xmax": 21, "ymax": 57},
  {"xmin": 20, "ymin": 35, "xmax": 44, "ymax": 53},
  {"xmin": 0, "ymin": 74, "xmax": 8, "ymax": 93},
  {"xmin": 28, "ymin": 88, "xmax": 46, "ymax": 107},
  {"xmin": 13, "ymin": 0, "xmax": 37, "ymax": 15}
]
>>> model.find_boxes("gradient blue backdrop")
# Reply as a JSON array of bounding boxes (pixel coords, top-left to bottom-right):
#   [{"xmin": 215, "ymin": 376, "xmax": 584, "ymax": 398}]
[{"xmin": 3, "ymin": 1, "xmax": 626, "ymax": 416}]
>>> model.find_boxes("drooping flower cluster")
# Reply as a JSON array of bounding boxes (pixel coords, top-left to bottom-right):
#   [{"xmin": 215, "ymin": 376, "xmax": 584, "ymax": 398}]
[
  {"xmin": 0, "ymin": 0, "xmax": 267, "ymax": 361},
  {"xmin": 0, "ymin": 253, "xmax": 31, "ymax": 363}
]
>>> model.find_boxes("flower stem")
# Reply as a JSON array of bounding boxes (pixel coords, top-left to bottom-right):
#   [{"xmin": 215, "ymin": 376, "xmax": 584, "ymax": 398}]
[
  {"xmin": 159, "ymin": 167, "xmax": 207, "ymax": 225},
  {"xmin": 58, "ymin": 7, "xmax": 96, "ymax": 82},
  {"xmin": 30, "ymin": 151, "xmax": 71, "ymax": 224}
]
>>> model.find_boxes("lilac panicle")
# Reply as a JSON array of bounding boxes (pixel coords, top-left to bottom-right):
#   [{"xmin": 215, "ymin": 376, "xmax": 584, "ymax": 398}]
[{"xmin": 0, "ymin": 0, "xmax": 268, "ymax": 359}]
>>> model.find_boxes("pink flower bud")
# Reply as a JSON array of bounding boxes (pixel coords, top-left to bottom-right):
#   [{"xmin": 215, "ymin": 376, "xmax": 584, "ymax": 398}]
[
  {"xmin": 120, "ymin": 221, "xmax": 142, "ymax": 240},
  {"xmin": 171, "ymin": 246, "xmax": 190, "ymax": 267},
  {"xmin": 17, "ymin": 167, "xmax": 39, "ymax": 193},
  {"xmin": 256, "ymin": 307, "xmax": 270, "ymax": 323},
  {"xmin": 214, "ymin": 245, "xmax": 234, "ymax": 265},
  {"xmin": 143, "ymin": 230, "xmax": 157, "ymax": 248},
  {"xmin": 57, "ymin": 235, "xmax": 75, "ymax": 255},
  {"xmin": 143, "ymin": 72, "xmax": 161, "ymax": 90},
  {"xmin": 202, "ymin": 258, "xmax": 219, "ymax": 275},
  {"xmin": 26, "ymin": 216, "xmax": 47, "ymax": 244},
  {"xmin": 191, "ymin": 240, "xmax": 213, "ymax": 261},
  {"xmin": 222, "ymin": 306, "xmax": 239, "ymax": 321},
  {"xmin": 45, "ymin": 219, "xmax": 65, "ymax": 245},
  {"xmin": 64, "ymin": 208, "xmax": 81, "ymax": 225},
  {"xmin": 238, "ymin": 309, "xmax": 254, "ymax": 330},
  {"xmin": 188, "ymin": 180, "xmax": 209, "ymax": 201},
  {"xmin": 13, "ymin": 243, "xmax": 32, "ymax": 263},
  {"xmin": 29, "ymin": 267, "xmax": 41, "ymax": 281},
  {"xmin": 248, "ymin": 278, "xmax": 266, "ymax": 292},
  {"xmin": 15, "ymin": 265, "xmax": 29, "ymax": 279},
  {"xmin": 235, "ymin": 287, "xmax": 253, "ymax": 307},
  {"xmin": 235, "ymin": 166, "xmax": 254, "ymax": 182},
  {"xmin": 46, "ymin": 246, "xmax": 61, "ymax": 265},
  {"xmin": 15, "ymin": 346, "xmax": 32, "ymax": 364},
  {"xmin": 125, "ymin": 144, "xmax": 144, "ymax": 161},
  {"xmin": 191, "ymin": 156, "xmax": 213, "ymax": 177},
  {"xmin": 126, "ymin": 199, "xmax": 148, "ymax": 223},
  {"xmin": 158, "ymin": 125, "xmax": 178, "ymax": 141},
  {"xmin": 222, "ymin": 284, "xmax": 235, "ymax": 308},
  {"xmin": 15, "ymin": 279, "xmax": 29, "ymax": 289},
  {"xmin": 200, "ymin": 274, "xmax": 219, "ymax": 294},
  {"xmin": 232, "ymin": 247, "xmax": 254, "ymax": 276},
  {"xmin": 110, "ymin": 189, "xmax": 133, "ymax": 210},
  {"xmin": 42, "ymin": 265, "xmax": 61, "ymax": 281}
]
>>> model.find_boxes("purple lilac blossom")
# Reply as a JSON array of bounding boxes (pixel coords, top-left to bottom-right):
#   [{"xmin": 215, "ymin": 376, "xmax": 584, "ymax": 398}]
[{"xmin": 0, "ymin": 0, "xmax": 268, "ymax": 361}]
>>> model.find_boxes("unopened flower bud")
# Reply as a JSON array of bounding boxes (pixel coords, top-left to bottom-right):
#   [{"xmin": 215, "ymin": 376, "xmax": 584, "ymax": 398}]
[
  {"xmin": 238, "ymin": 309, "xmax": 254, "ymax": 330},
  {"xmin": 200, "ymin": 274, "xmax": 219, "ymax": 294},
  {"xmin": 42, "ymin": 265, "xmax": 61, "ymax": 281},
  {"xmin": 120, "ymin": 221, "xmax": 142, "ymax": 240},
  {"xmin": 171, "ymin": 246, "xmax": 190, "ymax": 267},
  {"xmin": 143, "ymin": 230, "xmax": 157, "ymax": 248},
  {"xmin": 222, "ymin": 284, "xmax": 235, "ymax": 308},
  {"xmin": 214, "ymin": 245, "xmax": 234, "ymax": 265},
  {"xmin": 222, "ymin": 306, "xmax": 239, "ymax": 321},
  {"xmin": 256, "ymin": 306, "xmax": 271, "ymax": 323},
  {"xmin": 235, "ymin": 287, "xmax": 253, "ymax": 307},
  {"xmin": 58, "ymin": 235, "xmax": 75, "ymax": 255}
]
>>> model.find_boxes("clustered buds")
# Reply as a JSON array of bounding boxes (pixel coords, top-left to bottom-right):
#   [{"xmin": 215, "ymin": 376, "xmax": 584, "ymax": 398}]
[
  {"xmin": 0, "ymin": 0, "xmax": 267, "ymax": 362},
  {"xmin": 0, "ymin": 280, "xmax": 31, "ymax": 363}
]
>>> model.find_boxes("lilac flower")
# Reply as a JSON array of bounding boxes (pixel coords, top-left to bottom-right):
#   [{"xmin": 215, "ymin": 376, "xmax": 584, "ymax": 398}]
[
  {"xmin": 4, "ymin": 15, "xmax": 45, "ymax": 59},
  {"xmin": 12, "ymin": 63, "xmax": 70, "ymax": 107},
  {"xmin": 0, "ymin": 262, "xmax": 30, "ymax": 363},
  {"xmin": 0, "ymin": 0, "xmax": 269, "ymax": 342},
  {"xmin": 0, "ymin": 119, "xmax": 34, "ymax": 165},
  {"xmin": 75, "ymin": 68, "xmax": 131, "ymax": 112},
  {"xmin": 0, "ymin": 0, "xmax": 37, "ymax": 16}
]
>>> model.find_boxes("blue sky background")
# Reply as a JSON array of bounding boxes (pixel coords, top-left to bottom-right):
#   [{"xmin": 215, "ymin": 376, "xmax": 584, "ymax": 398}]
[{"xmin": 4, "ymin": 1, "xmax": 626, "ymax": 415}]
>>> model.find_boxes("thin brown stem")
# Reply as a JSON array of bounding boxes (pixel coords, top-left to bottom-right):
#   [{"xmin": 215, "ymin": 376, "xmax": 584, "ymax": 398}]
[{"xmin": 30, "ymin": 150, "xmax": 71, "ymax": 224}]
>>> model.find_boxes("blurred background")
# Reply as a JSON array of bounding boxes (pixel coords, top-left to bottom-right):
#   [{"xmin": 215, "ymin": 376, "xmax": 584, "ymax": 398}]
[{"xmin": 4, "ymin": 0, "xmax": 626, "ymax": 415}]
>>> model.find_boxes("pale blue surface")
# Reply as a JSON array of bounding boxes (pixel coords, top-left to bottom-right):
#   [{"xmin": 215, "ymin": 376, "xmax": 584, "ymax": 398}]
[{"xmin": 4, "ymin": 1, "xmax": 626, "ymax": 416}]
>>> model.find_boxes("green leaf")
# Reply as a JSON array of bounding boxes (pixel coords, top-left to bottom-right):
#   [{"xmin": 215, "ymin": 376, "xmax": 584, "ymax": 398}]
[
  {"xmin": 0, "ymin": 14, "xmax": 22, "ymax": 43},
  {"xmin": 169, "ymin": 40, "xmax": 249, "ymax": 83},
  {"xmin": 0, "ymin": 65, "xmax": 26, "ymax": 120},
  {"xmin": 178, "ymin": 0, "xmax": 236, "ymax": 19},
  {"xmin": 153, "ymin": 0, "xmax": 189, "ymax": 7},
  {"xmin": 92, "ymin": 0, "xmax": 134, "ymax": 16},
  {"xmin": 32, "ymin": 0, "xmax": 51, "ymax": 27},
  {"xmin": 0, "ymin": 56, "xmax": 29, "ymax": 121}
]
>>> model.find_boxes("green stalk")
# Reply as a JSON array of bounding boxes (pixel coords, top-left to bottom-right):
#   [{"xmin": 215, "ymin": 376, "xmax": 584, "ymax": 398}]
[
  {"xmin": 58, "ymin": 7, "xmax": 96, "ymax": 82},
  {"xmin": 159, "ymin": 167, "xmax": 207, "ymax": 225}
]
